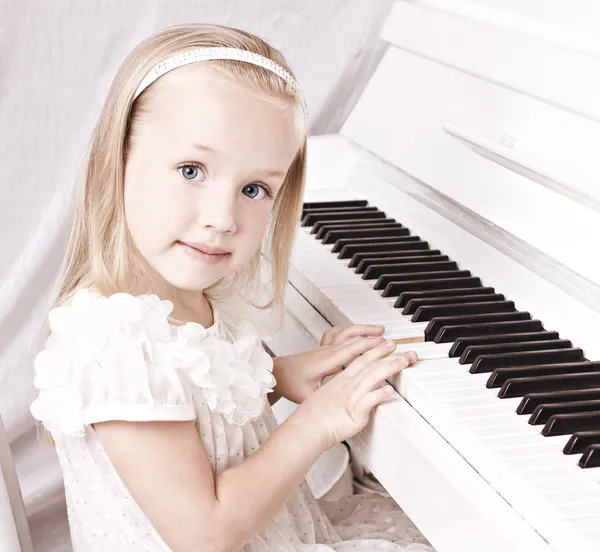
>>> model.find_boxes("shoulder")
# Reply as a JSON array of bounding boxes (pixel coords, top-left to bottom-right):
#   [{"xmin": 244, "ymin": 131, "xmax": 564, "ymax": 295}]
[
  {"xmin": 31, "ymin": 288, "xmax": 275, "ymax": 435},
  {"xmin": 30, "ymin": 288, "xmax": 190, "ymax": 437},
  {"xmin": 47, "ymin": 287, "xmax": 176, "ymax": 341}
]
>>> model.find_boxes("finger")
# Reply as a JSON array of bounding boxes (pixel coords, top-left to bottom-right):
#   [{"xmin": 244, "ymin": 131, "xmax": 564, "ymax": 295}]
[
  {"xmin": 321, "ymin": 336, "xmax": 386, "ymax": 377},
  {"xmin": 329, "ymin": 324, "xmax": 385, "ymax": 345},
  {"xmin": 353, "ymin": 384, "xmax": 395, "ymax": 418},
  {"xmin": 354, "ymin": 354, "xmax": 412, "ymax": 393},
  {"xmin": 332, "ymin": 335, "xmax": 383, "ymax": 352},
  {"xmin": 321, "ymin": 324, "xmax": 347, "ymax": 346},
  {"xmin": 343, "ymin": 339, "xmax": 397, "ymax": 377}
]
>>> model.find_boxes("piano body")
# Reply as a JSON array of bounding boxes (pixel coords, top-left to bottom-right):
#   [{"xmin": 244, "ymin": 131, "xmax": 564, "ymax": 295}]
[{"xmin": 265, "ymin": 1, "xmax": 600, "ymax": 551}]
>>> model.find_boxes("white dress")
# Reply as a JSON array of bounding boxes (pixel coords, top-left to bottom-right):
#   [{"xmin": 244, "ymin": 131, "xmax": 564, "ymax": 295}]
[{"xmin": 31, "ymin": 288, "xmax": 435, "ymax": 552}]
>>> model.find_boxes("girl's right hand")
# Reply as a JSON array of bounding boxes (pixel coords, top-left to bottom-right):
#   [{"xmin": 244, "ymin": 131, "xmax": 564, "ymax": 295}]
[{"xmin": 295, "ymin": 339, "xmax": 417, "ymax": 451}]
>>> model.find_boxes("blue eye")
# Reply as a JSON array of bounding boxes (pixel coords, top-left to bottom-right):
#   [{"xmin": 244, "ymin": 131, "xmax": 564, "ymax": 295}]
[
  {"xmin": 179, "ymin": 164, "xmax": 206, "ymax": 182},
  {"xmin": 243, "ymin": 183, "xmax": 266, "ymax": 200}
]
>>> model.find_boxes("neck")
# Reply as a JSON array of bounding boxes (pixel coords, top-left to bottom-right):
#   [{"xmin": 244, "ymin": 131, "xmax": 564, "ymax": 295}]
[
  {"xmin": 170, "ymin": 289, "xmax": 214, "ymax": 328},
  {"xmin": 122, "ymin": 258, "xmax": 215, "ymax": 327},
  {"xmin": 141, "ymin": 274, "xmax": 214, "ymax": 328}
]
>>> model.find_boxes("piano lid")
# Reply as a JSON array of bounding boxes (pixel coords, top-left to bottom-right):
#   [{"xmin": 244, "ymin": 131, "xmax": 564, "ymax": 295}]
[{"xmin": 335, "ymin": 0, "xmax": 600, "ymax": 294}]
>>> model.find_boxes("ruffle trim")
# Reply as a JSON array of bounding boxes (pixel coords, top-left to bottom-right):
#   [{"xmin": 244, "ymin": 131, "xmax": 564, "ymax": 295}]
[{"xmin": 30, "ymin": 288, "xmax": 275, "ymax": 436}]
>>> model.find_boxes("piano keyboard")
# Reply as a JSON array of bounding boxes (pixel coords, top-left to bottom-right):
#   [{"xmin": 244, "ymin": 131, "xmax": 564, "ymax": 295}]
[{"xmin": 293, "ymin": 198, "xmax": 600, "ymax": 551}]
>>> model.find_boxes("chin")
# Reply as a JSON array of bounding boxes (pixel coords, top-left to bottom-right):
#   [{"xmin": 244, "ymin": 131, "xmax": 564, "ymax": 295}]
[{"xmin": 163, "ymin": 273, "xmax": 221, "ymax": 292}]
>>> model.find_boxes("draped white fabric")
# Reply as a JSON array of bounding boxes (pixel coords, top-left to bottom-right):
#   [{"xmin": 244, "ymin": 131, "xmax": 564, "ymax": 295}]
[{"xmin": 0, "ymin": 1, "xmax": 394, "ymax": 550}]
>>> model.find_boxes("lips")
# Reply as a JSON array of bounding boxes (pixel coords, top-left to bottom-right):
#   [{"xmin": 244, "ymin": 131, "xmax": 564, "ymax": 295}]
[
  {"xmin": 181, "ymin": 242, "xmax": 229, "ymax": 255},
  {"xmin": 176, "ymin": 241, "xmax": 231, "ymax": 263}
]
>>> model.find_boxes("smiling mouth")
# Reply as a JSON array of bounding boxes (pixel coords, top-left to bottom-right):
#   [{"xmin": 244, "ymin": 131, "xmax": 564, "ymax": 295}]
[{"xmin": 177, "ymin": 241, "xmax": 231, "ymax": 263}]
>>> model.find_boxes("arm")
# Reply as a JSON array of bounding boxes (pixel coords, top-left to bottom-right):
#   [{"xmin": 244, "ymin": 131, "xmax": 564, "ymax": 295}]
[
  {"xmin": 94, "ymin": 336, "xmax": 411, "ymax": 552},
  {"xmin": 95, "ymin": 410, "xmax": 321, "ymax": 552}
]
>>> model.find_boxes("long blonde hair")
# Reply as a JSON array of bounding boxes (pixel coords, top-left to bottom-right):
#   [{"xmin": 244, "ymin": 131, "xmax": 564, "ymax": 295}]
[{"xmin": 54, "ymin": 23, "xmax": 307, "ymax": 318}]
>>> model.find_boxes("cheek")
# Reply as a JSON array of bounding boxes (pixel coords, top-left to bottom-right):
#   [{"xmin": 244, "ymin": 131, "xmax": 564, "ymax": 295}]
[
  {"xmin": 238, "ymin": 205, "xmax": 272, "ymax": 246},
  {"xmin": 124, "ymin": 169, "xmax": 183, "ymax": 244}
]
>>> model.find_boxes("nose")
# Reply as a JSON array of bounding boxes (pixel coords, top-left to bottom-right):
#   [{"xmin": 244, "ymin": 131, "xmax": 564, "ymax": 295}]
[{"xmin": 201, "ymin": 183, "xmax": 237, "ymax": 234}]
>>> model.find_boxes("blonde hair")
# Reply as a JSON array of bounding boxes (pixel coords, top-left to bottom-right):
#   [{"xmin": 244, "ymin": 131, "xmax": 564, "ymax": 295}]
[{"xmin": 53, "ymin": 23, "xmax": 307, "ymax": 318}]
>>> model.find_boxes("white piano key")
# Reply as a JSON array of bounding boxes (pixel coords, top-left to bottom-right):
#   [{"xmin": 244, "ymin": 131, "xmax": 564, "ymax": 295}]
[
  {"xmin": 393, "ymin": 342, "xmax": 451, "ymax": 360},
  {"xmin": 493, "ymin": 440, "xmax": 571, "ymax": 461},
  {"xmin": 337, "ymin": 307, "xmax": 410, "ymax": 324},
  {"xmin": 384, "ymin": 326, "xmax": 427, "ymax": 342},
  {"xmin": 316, "ymin": 284, "xmax": 378, "ymax": 300},
  {"xmin": 337, "ymin": 302, "xmax": 404, "ymax": 319},
  {"xmin": 451, "ymin": 396, "xmax": 521, "ymax": 413},
  {"xmin": 335, "ymin": 295, "xmax": 397, "ymax": 307}
]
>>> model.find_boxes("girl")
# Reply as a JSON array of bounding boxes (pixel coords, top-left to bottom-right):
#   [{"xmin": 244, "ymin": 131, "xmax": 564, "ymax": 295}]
[{"xmin": 30, "ymin": 23, "xmax": 434, "ymax": 552}]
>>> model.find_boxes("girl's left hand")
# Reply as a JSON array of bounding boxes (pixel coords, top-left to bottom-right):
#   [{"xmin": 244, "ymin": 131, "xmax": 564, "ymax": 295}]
[{"xmin": 272, "ymin": 324, "xmax": 387, "ymax": 405}]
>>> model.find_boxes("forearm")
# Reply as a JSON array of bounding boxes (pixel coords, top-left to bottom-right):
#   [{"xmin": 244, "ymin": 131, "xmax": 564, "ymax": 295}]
[{"xmin": 214, "ymin": 407, "xmax": 323, "ymax": 548}]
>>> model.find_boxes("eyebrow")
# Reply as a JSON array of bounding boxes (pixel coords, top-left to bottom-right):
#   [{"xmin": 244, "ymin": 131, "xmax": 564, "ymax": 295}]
[
  {"xmin": 193, "ymin": 143, "xmax": 218, "ymax": 154},
  {"xmin": 193, "ymin": 143, "xmax": 286, "ymax": 178}
]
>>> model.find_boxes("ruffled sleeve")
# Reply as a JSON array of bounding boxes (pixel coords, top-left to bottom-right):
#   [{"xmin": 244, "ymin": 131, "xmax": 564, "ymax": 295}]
[
  {"xmin": 31, "ymin": 288, "xmax": 277, "ymax": 437},
  {"xmin": 30, "ymin": 288, "xmax": 196, "ymax": 437}
]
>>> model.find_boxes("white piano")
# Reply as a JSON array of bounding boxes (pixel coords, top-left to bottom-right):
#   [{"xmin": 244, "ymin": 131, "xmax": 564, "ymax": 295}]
[{"xmin": 265, "ymin": 1, "xmax": 600, "ymax": 551}]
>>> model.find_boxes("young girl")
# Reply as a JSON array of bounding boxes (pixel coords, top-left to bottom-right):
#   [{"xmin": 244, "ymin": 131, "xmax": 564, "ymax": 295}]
[{"xmin": 30, "ymin": 23, "xmax": 434, "ymax": 552}]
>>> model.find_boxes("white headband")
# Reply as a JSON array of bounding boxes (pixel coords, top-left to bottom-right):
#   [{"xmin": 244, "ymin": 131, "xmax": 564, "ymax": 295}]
[{"xmin": 133, "ymin": 47, "xmax": 307, "ymax": 121}]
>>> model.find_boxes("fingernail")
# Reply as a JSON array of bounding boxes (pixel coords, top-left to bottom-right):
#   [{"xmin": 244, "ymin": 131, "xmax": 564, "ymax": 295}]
[
  {"xmin": 384, "ymin": 340, "xmax": 395, "ymax": 348},
  {"xmin": 405, "ymin": 351, "xmax": 418, "ymax": 363}
]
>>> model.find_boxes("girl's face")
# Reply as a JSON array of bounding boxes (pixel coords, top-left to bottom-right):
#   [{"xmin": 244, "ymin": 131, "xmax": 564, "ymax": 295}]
[{"xmin": 124, "ymin": 65, "xmax": 301, "ymax": 293}]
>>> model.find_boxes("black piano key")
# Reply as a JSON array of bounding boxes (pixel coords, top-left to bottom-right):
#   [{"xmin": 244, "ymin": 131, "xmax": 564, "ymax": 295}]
[
  {"xmin": 518, "ymin": 388, "xmax": 600, "ymax": 416},
  {"xmin": 302, "ymin": 209, "xmax": 383, "ymax": 226},
  {"xmin": 377, "ymin": 270, "xmax": 472, "ymax": 291},
  {"xmin": 413, "ymin": 300, "xmax": 515, "ymax": 323},
  {"xmin": 529, "ymin": 399, "xmax": 600, "ymax": 425},
  {"xmin": 313, "ymin": 218, "xmax": 396, "ymax": 237},
  {"xmin": 459, "ymin": 339, "xmax": 571, "ymax": 364},
  {"xmin": 336, "ymin": 236, "xmax": 424, "ymax": 256},
  {"xmin": 487, "ymin": 360, "xmax": 600, "ymax": 388},
  {"xmin": 323, "ymin": 226, "xmax": 409, "ymax": 245},
  {"xmin": 404, "ymin": 293, "xmax": 505, "ymax": 316},
  {"xmin": 350, "ymin": 250, "xmax": 443, "ymax": 269},
  {"xmin": 542, "ymin": 411, "xmax": 600, "ymax": 437},
  {"xmin": 471, "ymin": 348, "xmax": 585, "ymax": 374},
  {"xmin": 563, "ymin": 430, "xmax": 600, "ymax": 454},
  {"xmin": 435, "ymin": 320, "xmax": 544, "ymax": 344},
  {"xmin": 426, "ymin": 312, "xmax": 531, "ymax": 342},
  {"xmin": 499, "ymin": 372, "xmax": 600, "ymax": 399},
  {"xmin": 364, "ymin": 261, "xmax": 458, "ymax": 280},
  {"xmin": 302, "ymin": 199, "xmax": 368, "ymax": 211},
  {"xmin": 302, "ymin": 205, "xmax": 379, "ymax": 214},
  {"xmin": 579, "ymin": 444, "xmax": 600, "ymax": 468},
  {"xmin": 450, "ymin": 331, "xmax": 560, "ymax": 358},
  {"xmin": 356, "ymin": 255, "xmax": 449, "ymax": 274},
  {"xmin": 383, "ymin": 277, "xmax": 482, "ymax": 298},
  {"xmin": 395, "ymin": 287, "xmax": 495, "ymax": 309}
]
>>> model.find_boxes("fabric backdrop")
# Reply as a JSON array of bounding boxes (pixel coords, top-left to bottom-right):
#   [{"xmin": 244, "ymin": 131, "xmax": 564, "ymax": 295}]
[{"xmin": 0, "ymin": 1, "xmax": 394, "ymax": 550}]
